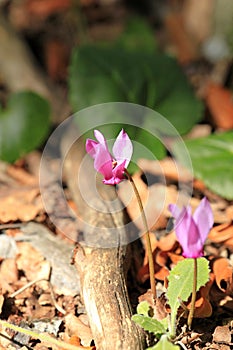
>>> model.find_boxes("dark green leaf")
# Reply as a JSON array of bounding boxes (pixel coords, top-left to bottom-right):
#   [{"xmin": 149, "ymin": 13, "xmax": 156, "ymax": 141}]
[
  {"xmin": 69, "ymin": 45, "xmax": 203, "ymax": 135},
  {"xmin": 0, "ymin": 91, "xmax": 51, "ymax": 162},
  {"xmin": 174, "ymin": 131, "xmax": 233, "ymax": 199}
]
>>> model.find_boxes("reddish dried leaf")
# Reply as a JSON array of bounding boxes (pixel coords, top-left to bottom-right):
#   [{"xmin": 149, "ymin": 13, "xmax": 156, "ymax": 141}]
[
  {"xmin": 154, "ymin": 266, "xmax": 170, "ymax": 281},
  {"xmin": 26, "ymin": 0, "xmax": 72, "ymax": 18},
  {"xmin": 167, "ymin": 252, "xmax": 184, "ymax": 265},
  {"xmin": 164, "ymin": 12, "xmax": 198, "ymax": 63},
  {"xmin": 61, "ymin": 335, "xmax": 95, "ymax": 349},
  {"xmin": 208, "ymin": 222, "xmax": 233, "ymax": 243},
  {"xmin": 118, "ymin": 172, "xmax": 178, "ymax": 232},
  {"xmin": 193, "ymin": 275, "xmax": 214, "ymax": 318},
  {"xmin": 205, "ymin": 83, "xmax": 233, "ymax": 130},
  {"xmin": 157, "ymin": 232, "xmax": 178, "ymax": 252},
  {"xmin": 212, "ymin": 258, "xmax": 233, "ymax": 294},
  {"xmin": 226, "ymin": 205, "xmax": 233, "ymax": 220},
  {"xmin": 44, "ymin": 39, "xmax": 69, "ymax": 81},
  {"xmin": 137, "ymin": 248, "xmax": 169, "ymax": 283}
]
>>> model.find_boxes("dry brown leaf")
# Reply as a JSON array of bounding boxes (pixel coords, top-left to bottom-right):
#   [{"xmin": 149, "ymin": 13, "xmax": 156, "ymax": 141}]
[
  {"xmin": 205, "ymin": 83, "xmax": 233, "ymax": 130},
  {"xmin": 0, "ymin": 258, "xmax": 18, "ymax": 285},
  {"xmin": 167, "ymin": 252, "xmax": 184, "ymax": 265},
  {"xmin": 208, "ymin": 222, "xmax": 233, "ymax": 243},
  {"xmin": 16, "ymin": 242, "xmax": 51, "ymax": 284},
  {"xmin": 138, "ymin": 157, "xmax": 193, "ymax": 183},
  {"xmin": 164, "ymin": 12, "xmax": 198, "ymax": 63},
  {"xmin": 212, "ymin": 257, "xmax": 233, "ymax": 294},
  {"xmin": 65, "ymin": 314, "xmax": 93, "ymax": 347},
  {"xmin": 26, "ymin": 0, "xmax": 72, "ymax": 18},
  {"xmin": 0, "ymin": 295, "xmax": 4, "ymax": 315},
  {"xmin": 213, "ymin": 325, "xmax": 232, "ymax": 344},
  {"xmin": 192, "ymin": 276, "xmax": 214, "ymax": 318},
  {"xmin": 44, "ymin": 39, "xmax": 69, "ymax": 81},
  {"xmin": 0, "ymin": 187, "xmax": 43, "ymax": 223},
  {"xmin": 6, "ymin": 165, "xmax": 38, "ymax": 185},
  {"xmin": 157, "ymin": 232, "xmax": 178, "ymax": 252},
  {"xmin": 183, "ymin": 0, "xmax": 214, "ymax": 44},
  {"xmin": 138, "ymin": 247, "xmax": 170, "ymax": 284},
  {"xmin": 118, "ymin": 173, "xmax": 178, "ymax": 232}
]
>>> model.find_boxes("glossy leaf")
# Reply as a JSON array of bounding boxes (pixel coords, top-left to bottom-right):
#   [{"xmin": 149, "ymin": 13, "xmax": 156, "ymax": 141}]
[
  {"xmin": 173, "ymin": 131, "xmax": 233, "ymax": 199},
  {"xmin": 0, "ymin": 91, "xmax": 50, "ymax": 162},
  {"xmin": 69, "ymin": 45, "xmax": 203, "ymax": 135}
]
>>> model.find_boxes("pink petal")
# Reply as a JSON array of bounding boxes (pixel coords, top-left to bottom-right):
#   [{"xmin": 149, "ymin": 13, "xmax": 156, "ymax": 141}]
[
  {"xmin": 86, "ymin": 139, "xmax": 99, "ymax": 158},
  {"xmin": 184, "ymin": 216, "xmax": 203, "ymax": 258},
  {"xmin": 112, "ymin": 160, "xmax": 126, "ymax": 182},
  {"xmin": 94, "ymin": 130, "xmax": 107, "ymax": 147},
  {"xmin": 93, "ymin": 144, "xmax": 113, "ymax": 180},
  {"xmin": 193, "ymin": 197, "xmax": 214, "ymax": 243},
  {"xmin": 172, "ymin": 208, "xmax": 203, "ymax": 258},
  {"xmin": 168, "ymin": 204, "xmax": 182, "ymax": 219},
  {"xmin": 112, "ymin": 129, "xmax": 133, "ymax": 168}
]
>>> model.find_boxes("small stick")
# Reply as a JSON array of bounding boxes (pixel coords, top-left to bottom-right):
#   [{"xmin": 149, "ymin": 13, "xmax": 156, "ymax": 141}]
[
  {"xmin": 10, "ymin": 277, "xmax": 66, "ymax": 315},
  {"xmin": 0, "ymin": 320, "xmax": 85, "ymax": 350}
]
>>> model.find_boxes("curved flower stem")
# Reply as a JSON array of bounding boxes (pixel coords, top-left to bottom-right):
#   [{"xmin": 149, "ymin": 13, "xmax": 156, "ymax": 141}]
[
  {"xmin": 188, "ymin": 258, "xmax": 197, "ymax": 329},
  {"xmin": 124, "ymin": 169, "xmax": 157, "ymax": 301}
]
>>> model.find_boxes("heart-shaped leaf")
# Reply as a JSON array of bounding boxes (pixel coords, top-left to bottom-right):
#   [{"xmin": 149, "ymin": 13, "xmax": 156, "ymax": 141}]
[
  {"xmin": 173, "ymin": 131, "xmax": 233, "ymax": 199},
  {"xmin": 69, "ymin": 45, "xmax": 203, "ymax": 135},
  {"xmin": 0, "ymin": 91, "xmax": 50, "ymax": 162}
]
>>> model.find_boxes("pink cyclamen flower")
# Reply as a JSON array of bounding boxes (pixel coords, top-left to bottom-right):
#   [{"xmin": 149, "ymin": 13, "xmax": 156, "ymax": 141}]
[
  {"xmin": 86, "ymin": 129, "xmax": 133, "ymax": 185},
  {"xmin": 168, "ymin": 197, "xmax": 214, "ymax": 258}
]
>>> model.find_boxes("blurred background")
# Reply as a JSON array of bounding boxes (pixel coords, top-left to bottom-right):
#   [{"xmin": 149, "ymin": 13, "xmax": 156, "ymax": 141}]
[{"xmin": 0, "ymin": 0, "xmax": 233, "ymax": 163}]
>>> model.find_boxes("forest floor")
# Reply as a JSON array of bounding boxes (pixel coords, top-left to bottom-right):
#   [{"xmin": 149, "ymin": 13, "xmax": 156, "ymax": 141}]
[{"xmin": 0, "ymin": 1, "xmax": 233, "ymax": 349}]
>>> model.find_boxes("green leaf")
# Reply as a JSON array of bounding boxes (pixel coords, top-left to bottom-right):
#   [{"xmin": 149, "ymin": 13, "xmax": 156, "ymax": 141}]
[
  {"xmin": 136, "ymin": 301, "xmax": 151, "ymax": 316},
  {"xmin": 0, "ymin": 91, "xmax": 51, "ymax": 162},
  {"xmin": 116, "ymin": 16, "xmax": 158, "ymax": 52},
  {"xmin": 69, "ymin": 44, "xmax": 203, "ymax": 135},
  {"xmin": 166, "ymin": 258, "xmax": 210, "ymax": 337},
  {"xmin": 132, "ymin": 314, "xmax": 167, "ymax": 335},
  {"xmin": 147, "ymin": 334, "xmax": 180, "ymax": 350},
  {"xmin": 173, "ymin": 131, "xmax": 233, "ymax": 199}
]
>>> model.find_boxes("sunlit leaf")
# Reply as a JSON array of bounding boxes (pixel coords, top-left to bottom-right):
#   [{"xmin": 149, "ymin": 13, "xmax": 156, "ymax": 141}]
[
  {"xmin": 132, "ymin": 314, "xmax": 166, "ymax": 335},
  {"xmin": 166, "ymin": 258, "xmax": 210, "ymax": 337},
  {"xmin": 173, "ymin": 131, "xmax": 233, "ymax": 199}
]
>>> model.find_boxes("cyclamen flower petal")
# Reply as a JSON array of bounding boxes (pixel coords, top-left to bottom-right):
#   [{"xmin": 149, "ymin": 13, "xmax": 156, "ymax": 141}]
[
  {"xmin": 112, "ymin": 129, "xmax": 133, "ymax": 168},
  {"xmin": 86, "ymin": 129, "xmax": 133, "ymax": 185},
  {"xmin": 169, "ymin": 198, "xmax": 213, "ymax": 258},
  {"xmin": 193, "ymin": 197, "xmax": 214, "ymax": 243}
]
